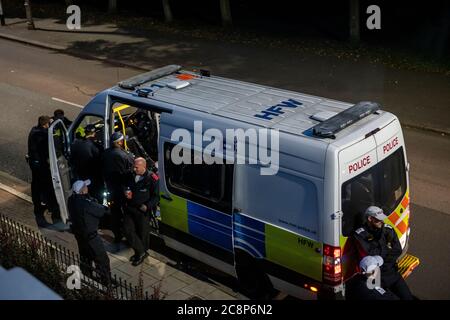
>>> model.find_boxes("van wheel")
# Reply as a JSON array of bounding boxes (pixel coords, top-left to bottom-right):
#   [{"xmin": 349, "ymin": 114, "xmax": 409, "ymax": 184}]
[{"xmin": 235, "ymin": 250, "xmax": 274, "ymax": 300}]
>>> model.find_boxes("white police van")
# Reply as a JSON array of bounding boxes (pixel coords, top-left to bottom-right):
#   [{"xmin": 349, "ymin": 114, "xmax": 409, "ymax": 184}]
[{"xmin": 48, "ymin": 65, "xmax": 419, "ymax": 299}]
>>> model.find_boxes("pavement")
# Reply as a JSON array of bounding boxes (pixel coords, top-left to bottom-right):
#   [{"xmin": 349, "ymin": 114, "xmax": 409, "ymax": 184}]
[
  {"xmin": 0, "ymin": 17, "xmax": 449, "ymax": 135},
  {"xmin": 0, "ymin": 171, "xmax": 245, "ymax": 300}
]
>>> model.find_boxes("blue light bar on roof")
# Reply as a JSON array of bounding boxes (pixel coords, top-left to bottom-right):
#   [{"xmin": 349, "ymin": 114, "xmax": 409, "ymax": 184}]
[
  {"xmin": 311, "ymin": 101, "xmax": 380, "ymax": 138},
  {"xmin": 118, "ymin": 65, "xmax": 182, "ymax": 90}
]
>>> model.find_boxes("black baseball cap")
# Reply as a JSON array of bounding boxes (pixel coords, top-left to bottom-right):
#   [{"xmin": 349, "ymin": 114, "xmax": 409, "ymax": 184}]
[{"xmin": 85, "ymin": 124, "xmax": 96, "ymax": 133}]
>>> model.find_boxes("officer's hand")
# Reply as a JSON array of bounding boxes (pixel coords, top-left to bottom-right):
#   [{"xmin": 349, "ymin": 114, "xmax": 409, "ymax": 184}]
[
  {"xmin": 30, "ymin": 160, "xmax": 40, "ymax": 169},
  {"xmin": 140, "ymin": 204, "xmax": 147, "ymax": 212}
]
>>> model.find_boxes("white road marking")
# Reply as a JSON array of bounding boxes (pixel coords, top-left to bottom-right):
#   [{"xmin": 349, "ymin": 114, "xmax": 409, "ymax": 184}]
[
  {"xmin": 51, "ymin": 97, "xmax": 83, "ymax": 108},
  {"xmin": 0, "ymin": 182, "xmax": 32, "ymax": 203}
]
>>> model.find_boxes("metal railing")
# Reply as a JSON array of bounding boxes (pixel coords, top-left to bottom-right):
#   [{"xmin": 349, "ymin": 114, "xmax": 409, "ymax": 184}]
[{"xmin": 0, "ymin": 213, "xmax": 150, "ymax": 300}]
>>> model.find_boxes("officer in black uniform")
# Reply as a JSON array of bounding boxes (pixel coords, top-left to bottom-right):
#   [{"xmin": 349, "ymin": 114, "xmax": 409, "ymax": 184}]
[
  {"xmin": 27, "ymin": 115, "xmax": 60, "ymax": 227},
  {"xmin": 68, "ymin": 179, "xmax": 111, "ymax": 282},
  {"xmin": 123, "ymin": 157, "xmax": 159, "ymax": 266},
  {"xmin": 52, "ymin": 109, "xmax": 72, "ymax": 128},
  {"xmin": 70, "ymin": 124, "xmax": 103, "ymax": 201},
  {"xmin": 353, "ymin": 206, "xmax": 414, "ymax": 300},
  {"xmin": 102, "ymin": 132, "xmax": 134, "ymax": 249},
  {"xmin": 346, "ymin": 255, "xmax": 399, "ymax": 300},
  {"xmin": 128, "ymin": 110, "xmax": 158, "ymax": 161}
]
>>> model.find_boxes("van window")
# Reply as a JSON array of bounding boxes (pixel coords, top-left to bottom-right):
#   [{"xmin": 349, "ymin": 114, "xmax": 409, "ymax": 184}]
[
  {"xmin": 163, "ymin": 142, "xmax": 233, "ymax": 214},
  {"xmin": 111, "ymin": 103, "xmax": 159, "ymax": 162},
  {"xmin": 234, "ymin": 165, "xmax": 320, "ymax": 239},
  {"xmin": 52, "ymin": 121, "xmax": 69, "ymax": 159},
  {"xmin": 341, "ymin": 147, "xmax": 406, "ymax": 236},
  {"xmin": 72, "ymin": 115, "xmax": 105, "ymax": 147}
]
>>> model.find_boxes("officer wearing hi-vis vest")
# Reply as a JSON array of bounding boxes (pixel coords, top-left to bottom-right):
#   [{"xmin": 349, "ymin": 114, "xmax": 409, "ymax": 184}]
[
  {"xmin": 353, "ymin": 206, "xmax": 414, "ymax": 300},
  {"xmin": 68, "ymin": 179, "xmax": 111, "ymax": 283}
]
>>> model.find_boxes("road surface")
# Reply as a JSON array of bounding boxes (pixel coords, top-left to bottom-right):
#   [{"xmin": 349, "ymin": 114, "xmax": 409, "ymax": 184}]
[{"xmin": 0, "ymin": 39, "xmax": 449, "ymax": 299}]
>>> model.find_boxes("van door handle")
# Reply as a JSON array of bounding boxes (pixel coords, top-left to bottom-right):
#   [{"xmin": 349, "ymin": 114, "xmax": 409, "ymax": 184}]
[{"xmin": 161, "ymin": 194, "xmax": 173, "ymax": 201}]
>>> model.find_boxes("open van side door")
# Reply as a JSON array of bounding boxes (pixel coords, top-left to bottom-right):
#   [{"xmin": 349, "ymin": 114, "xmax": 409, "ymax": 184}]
[{"xmin": 48, "ymin": 119, "xmax": 72, "ymax": 223}]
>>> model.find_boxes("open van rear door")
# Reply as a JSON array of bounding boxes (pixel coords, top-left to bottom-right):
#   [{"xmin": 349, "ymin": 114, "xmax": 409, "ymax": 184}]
[{"xmin": 48, "ymin": 119, "xmax": 72, "ymax": 223}]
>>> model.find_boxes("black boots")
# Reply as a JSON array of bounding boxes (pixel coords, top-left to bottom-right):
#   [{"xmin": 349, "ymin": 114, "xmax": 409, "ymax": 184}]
[{"xmin": 131, "ymin": 252, "xmax": 149, "ymax": 266}]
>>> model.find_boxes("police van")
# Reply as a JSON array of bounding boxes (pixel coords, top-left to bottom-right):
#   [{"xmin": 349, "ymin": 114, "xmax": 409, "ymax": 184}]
[{"xmin": 48, "ymin": 65, "xmax": 419, "ymax": 299}]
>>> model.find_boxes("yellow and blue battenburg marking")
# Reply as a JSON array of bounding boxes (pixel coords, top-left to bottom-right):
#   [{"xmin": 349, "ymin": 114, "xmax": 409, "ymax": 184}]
[
  {"xmin": 160, "ymin": 194, "xmax": 323, "ymax": 282},
  {"xmin": 187, "ymin": 202, "xmax": 233, "ymax": 252},
  {"xmin": 233, "ymin": 213, "xmax": 266, "ymax": 258}
]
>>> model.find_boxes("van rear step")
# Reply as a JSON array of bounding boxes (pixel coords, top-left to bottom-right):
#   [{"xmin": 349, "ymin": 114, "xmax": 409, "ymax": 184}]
[{"xmin": 398, "ymin": 254, "xmax": 420, "ymax": 279}]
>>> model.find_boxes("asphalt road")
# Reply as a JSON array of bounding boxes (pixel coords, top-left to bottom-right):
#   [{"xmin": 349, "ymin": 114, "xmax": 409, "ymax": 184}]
[{"xmin": 0, "ymin": 39, "xmax": 449, "ymax": 299}]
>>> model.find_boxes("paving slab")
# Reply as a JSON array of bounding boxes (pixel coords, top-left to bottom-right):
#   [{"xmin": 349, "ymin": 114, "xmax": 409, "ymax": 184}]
[
  {"xmin": 159, "ymin": 276, "xmax": 190, "ymax": 296},
  {"xmin": 181, "ymin": 280, "xmax": 218, "ymax": 298}
]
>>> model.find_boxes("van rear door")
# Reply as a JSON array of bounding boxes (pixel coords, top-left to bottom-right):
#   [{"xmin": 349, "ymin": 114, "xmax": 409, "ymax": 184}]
[
  {"xmin": 372, "ymin": 119, "xmax": 410, "ymax": 249},
  {"xmin": 339, "ymin": 119, "xmax": 409, "ymax": 244},
  {"xmin": 338, "ymin": 135, "xmax": 378, "ymax": 281},
  {"xmin": 48, "ymin": 119, "xmax": 72, "ymax": 224}
]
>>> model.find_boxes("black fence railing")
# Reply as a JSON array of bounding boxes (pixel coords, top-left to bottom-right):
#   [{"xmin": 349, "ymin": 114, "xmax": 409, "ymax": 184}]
[{"xmin": 0, "ymin": 213, "xmax": 151, "ymax": 300}]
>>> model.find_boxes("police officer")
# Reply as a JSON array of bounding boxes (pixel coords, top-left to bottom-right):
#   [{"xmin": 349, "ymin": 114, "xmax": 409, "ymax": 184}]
[
  {"xmin": 27, "ymin": 115, "xmax": 60, "ymax": 227},
  {"xmin": 102, "ymin": 132, "xmax": 134, "ymax": 249},
  {"xmin": 52, "ymin": 109, "xmax": 72, "ymax": 128},
  {"xmin": 346, "ymin": 255, "xmax": 399, "ymax": 300},
  {"xmin": 68, "ymin": 179, "xmax": 111, "ymax": 282},
  {"xmin": 123, "ymin": 157, "xmax": 159, "ymax": 266},
  {"xmin": 70, "ymin": 124, "xmax": 103, "ymax": 201},
  {"xmin": 353, "ymin": 206, "xmax": 414, "ymax": 300},
  {"xmin": 128, "ymin": 110, "xmax": 158, "ymax": 161}
]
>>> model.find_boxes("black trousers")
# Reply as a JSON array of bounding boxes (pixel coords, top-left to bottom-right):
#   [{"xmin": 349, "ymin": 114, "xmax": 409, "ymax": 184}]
[
  {"xmin": 107, "ymin": 186, "xmax": 126, "ymax": 242},
  {"xmin": 88, "ymin": 235, "xmax": 111, "ymax": 280},
  {"xmin": 74, "ymin": 231, "xmax": 111, "ymax": 281},
  {"xmin": 74, "ymin": 232, "xmax": 95, "ymax": 276},
  {"xmin": 346, "ymin": 275, "xmax": 400, "ymax": 300},
  {"xmin": 123, "ymin": 206, "xmax": 150, "ymax": 256},
  {"xmin": 30, "ymin": 165, "xmax": 60, "ymax": 220},
  {"xmin": 30, "ymin": 166, "xmax": 46, "ymax": 217},
  {"xmin": 382, "ymin": 272, "xmax": 414, "ymax": 300}
]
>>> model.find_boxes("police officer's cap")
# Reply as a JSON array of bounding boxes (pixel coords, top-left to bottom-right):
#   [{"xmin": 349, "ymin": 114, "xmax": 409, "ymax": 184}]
[
  {"xmin": 365, "ymin": 206, "xmax": 388, "ymax": 221},
  {"xmin": 72, "ymin": 179, "xmax": 91, "ymax": 194},
  {"xmin": 85, "ymin": 124, "xmax": 96, "ymax": 134},
  {"xmin": 359, "ymin": 255, "xmax": 383, "ymax": 274},
  {"xmin": 111, "ymin": 131, "xmax": 124, "ymax": 143}
]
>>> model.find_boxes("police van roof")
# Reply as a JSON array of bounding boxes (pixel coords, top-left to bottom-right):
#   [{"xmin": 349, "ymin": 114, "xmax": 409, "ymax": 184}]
[{"xmin": 111, "ymin": 66, "xmax": 385, "ymax": 140}]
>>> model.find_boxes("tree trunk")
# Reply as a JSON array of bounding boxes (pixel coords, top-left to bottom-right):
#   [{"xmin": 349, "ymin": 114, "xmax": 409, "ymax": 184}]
[
  {"xmin": 108, "ymin": 0, "xmax": 117, "ymax": 14},
  {"xmin": 162, "ymin": 0, "xmax": 173, "ymax": 23},
  {"xmin": 220, "ymin": 0, "xmax": 232, "ymax": 27},
  {"xmin": 24, "ymin": 0, "xmax": 35, "ymax": 30},
  {"xmin": 349, "ymin": 0, "xmax": 360, "ymax": 42},
  {"xmin": 0, "ymin": 0, "xmax": 5, "ymax": 26}
]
